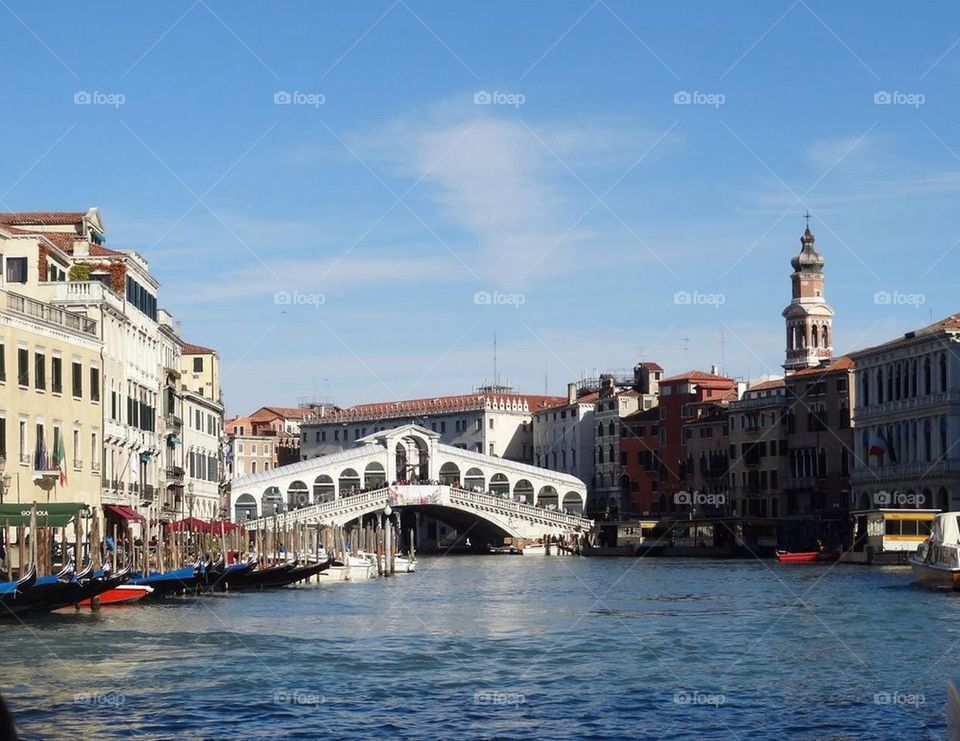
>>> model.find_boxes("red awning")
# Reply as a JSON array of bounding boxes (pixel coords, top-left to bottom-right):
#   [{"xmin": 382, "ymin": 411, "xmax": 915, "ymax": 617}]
[
  {"xmin": 165, "ymin": 517, "xmax": 243, "ymax": 534},
  {"xmin": 104, "ymin": 504, "xmax": 145, "ymax": 523}
]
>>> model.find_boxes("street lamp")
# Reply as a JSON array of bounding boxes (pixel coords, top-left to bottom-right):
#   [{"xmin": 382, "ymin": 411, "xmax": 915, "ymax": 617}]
[{"xmin": 187, "ymin": 481, "xmax": 195, "ymax": 553}]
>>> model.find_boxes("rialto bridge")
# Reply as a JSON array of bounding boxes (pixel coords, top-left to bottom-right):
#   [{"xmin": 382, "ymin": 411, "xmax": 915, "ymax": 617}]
[{"xmin": 229, "ymin": 424, "xmax": 591, "ymax": 541}]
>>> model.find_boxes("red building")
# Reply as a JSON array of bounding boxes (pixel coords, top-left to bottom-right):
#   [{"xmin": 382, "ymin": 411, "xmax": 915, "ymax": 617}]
[
  {"xmin": 620, "ymin": 407, "xmax": 661, "ymax": 516},
  {"xmin": 657, "ymin": 369, "xmax": 737, "ymax": 513}
]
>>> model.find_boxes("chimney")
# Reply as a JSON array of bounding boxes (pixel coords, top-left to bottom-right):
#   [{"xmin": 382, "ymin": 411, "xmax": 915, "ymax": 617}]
[
  {"xmin": 567, "ymin": 382, "xmax": 577, "ymax": 405},
  {"xmin": 711, "ymin": 364, "xmax": 720, "ymax": 376}
]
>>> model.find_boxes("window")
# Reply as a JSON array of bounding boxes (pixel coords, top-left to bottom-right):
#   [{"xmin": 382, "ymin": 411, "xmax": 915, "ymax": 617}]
[
  {"xmin": 51, "ymin": 356, "xmax": 62, "ymax": 394},
  {"xmin": 0, "ymin": 416, "xmax": 5, "ymax": 459},
  {"xmin": 17, "ymin": 348, "xmax": 28, "ymax": 386},
  {"xmin": 475, "ymin": 419, "xmax": 481, "ymax": 432},
  {"xmin": 90, "ymin": 367, "xmax": 100, "ymax": 402},
  {"xmin": 0, "ymin": 342, "xmax": 5, "ymax": 382},
  {"xmin": 5, "ymin": 257, "xmax": 27, "ymax": 283},
  {"xmin": 489, "ymin": 418, "xmax": 494, "ymax": 430},
  {"xmin": 72, "ymin": 430, "xmax": 79, "ymax": 466},
  {"xmin": 72, "ymin": 361, "xmax": 82, "ymax": 398},
  {"xmin": 193, "ymin": 357, "xmax": 203, "ymax": 373},
  {"xmin": 34, "ymin": 352, "xmax": 45, "ymax": 390}
]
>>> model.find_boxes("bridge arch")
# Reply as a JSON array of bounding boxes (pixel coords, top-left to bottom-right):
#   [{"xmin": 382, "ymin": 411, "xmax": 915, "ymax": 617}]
[
  {"xmin": 538, "ymin": 485, "xmax": 559, "ymax": 509},
  {"xmin": 490, "ymin": 473, "xmax": 510, "ymax": 496},
  {"xmin": 314, "ymin": 474, "xmax": 335, "ymax": 503},
  {"xmin": 396, "ymin": 433, "xmax": 430, "ymax": 481},
  {"xmin": 364, "ymin": 461, "xmax": 386, "ymax": 489},
  {"xmin": 514, "ymin": 479, "xmax": 534, "ymax": 504},
  {"xmin": 339, "ymin": 468, "xmax": 361, "ymax": 496},
  {"xmin": 464, "ymin": 467, "xmax": 485, "ymax": 492},
  {"xmin": 563, "ymin": 491, "xmax": 584, "ymax": 515},
  {"xmin": 439, "ymin": 462, "xmax": 461, "ymax": 486},
  {"xmin": 287, "ymin": 480, "xmax": 309, "ymax": 509},
  {"xmin": 262, "ymin": 486, "xmax": 282, "ymax": 516},
  {"xmin": 235, "ymin": 493, "xmax": 257, "ymax": 522}
]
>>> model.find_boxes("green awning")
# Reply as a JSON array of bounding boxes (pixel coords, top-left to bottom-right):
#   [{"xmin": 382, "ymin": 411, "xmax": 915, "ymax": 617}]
[{"xmin": 0, "ymin": 503, "xmax": 89, "ymax": 527}]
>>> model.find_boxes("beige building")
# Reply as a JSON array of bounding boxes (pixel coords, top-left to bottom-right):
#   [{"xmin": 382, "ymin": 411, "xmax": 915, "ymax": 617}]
[
  {"xmin": 179, "ymin": 344, "xmax": 224, "ymax": 519},
  {"xmin": 728, "ymin": 379, "xmax": 789, "ymax": 518},
  {"xmin": 0, "ymin": 286, "xmax": 103, "ymax": 508}
]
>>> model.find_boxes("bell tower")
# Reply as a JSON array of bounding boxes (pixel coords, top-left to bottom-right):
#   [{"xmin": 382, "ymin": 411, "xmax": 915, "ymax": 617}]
[{"xmin": 782, "ymin": 215, "xmax": 834, "ymax": 373}]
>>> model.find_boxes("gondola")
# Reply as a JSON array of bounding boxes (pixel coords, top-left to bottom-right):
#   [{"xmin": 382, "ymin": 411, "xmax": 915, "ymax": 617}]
[
  {"xmin": 128, "ymin": 563, "xmax": 201, "ymax": 598},
  {"xmin": 225, "ymin": 561, "xmax": 298, "ymax": 591}
]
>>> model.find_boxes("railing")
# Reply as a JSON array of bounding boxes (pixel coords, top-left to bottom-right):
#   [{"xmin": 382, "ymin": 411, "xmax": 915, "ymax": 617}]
[
  {"xmin": 241, "ymin": 486, "xmax": 592, "ymax": 531},
  {"xmin": 165, "ymin": 414, "xmax": 183, "ymax": 429},
  {"xmin": 7, "ymin": 291, "xmax": 98, "ymax": 336},
  {"xmin": 143, "ymin": 484, "xmax": 155, "ymax": 502},
  {"xmin": 32, "ymin": 452, "xmax": 59, "ymax": 474},
  {"xmin": 166, "ymin": 466, "xmax": 184, "ymax": 480},
  {"xmin": 92, "ymin": 460, "xmax": 101, "ymax": 473},
  {"xmin": 19, "ymin": 453, "xmax": 30, "ymax": 465},
  {"xmin": 72, "ymin": 458, "xmax": 82, "ymax": 469},
  {"xmin": 784, "ymin": 476, "xmax": 824, "ymax": 490}
]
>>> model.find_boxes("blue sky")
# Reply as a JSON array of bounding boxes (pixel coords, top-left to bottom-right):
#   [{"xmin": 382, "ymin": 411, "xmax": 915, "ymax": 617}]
[{"xmin": 3, "ymin": 1, "xmax": 960, "ymax": 414}]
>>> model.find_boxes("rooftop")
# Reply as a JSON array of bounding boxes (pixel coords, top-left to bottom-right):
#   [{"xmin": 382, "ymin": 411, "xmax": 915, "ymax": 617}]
[
  {"xmin": 850, "ymin": 313, "xmax": 960, "ymax": 357},
  {"xmin": 181, "ymin": 342, "xmax": 217, "ymax": 356},
  {"xmin": 306, "ymin": 392, "xmax": 566, "ymax": 423},
  {"xmin": 789, "ymin": 356, "xmax": 854, "ymax": 377},
  {"xmin": 661, "ymin": 369, "xmax": 735, "ymax": 385}
]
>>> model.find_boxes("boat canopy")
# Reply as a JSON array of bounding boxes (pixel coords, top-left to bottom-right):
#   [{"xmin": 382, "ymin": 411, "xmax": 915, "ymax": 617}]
[
  {"xmin": 0, "ymin": 503, "xmax": 89, "ymax": 527},
  {"xmin": 929, "ymin": 512, "xmax": 960, "ymax": 546}
]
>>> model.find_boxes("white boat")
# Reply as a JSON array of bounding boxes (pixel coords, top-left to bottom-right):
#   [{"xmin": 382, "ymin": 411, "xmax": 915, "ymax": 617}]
[
  {"xmin": 521, "ymin": 542, "xmax": 547, "ymax": 556},
  {"xmin": 908, "ymin": 511, "xmax": 960, "ymax": 589},
  {"xmin": 393, "ymin": 554, "xmax": 417, "ymax": 572}
]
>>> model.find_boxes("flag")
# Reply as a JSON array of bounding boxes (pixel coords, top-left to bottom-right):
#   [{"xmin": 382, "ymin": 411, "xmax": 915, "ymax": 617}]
[
  {"xmin": 55, "ymin": 430, "xmax": 67, "ymax": 486},
  {"xmin": 869, "ymin": 434, "xmax": 887, "ymax": 459},
  {"xmin": 883, "ymin": 428, "xmax": 898, "ymax": 464}
]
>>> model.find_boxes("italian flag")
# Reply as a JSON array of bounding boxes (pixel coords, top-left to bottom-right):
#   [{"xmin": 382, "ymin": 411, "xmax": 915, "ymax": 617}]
[{"xmin": 55, "ymin": 431, "xmax": 67, "ymax": 486}]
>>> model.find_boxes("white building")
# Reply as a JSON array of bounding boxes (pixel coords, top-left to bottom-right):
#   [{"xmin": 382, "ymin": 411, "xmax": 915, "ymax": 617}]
[
  {"xmin": 300, "ymin": 386, "xmax": 564, "ymax": 466},
  {"xmin": 532, "ymin": 383, "xmax": 598, "ymax": 489},
  {"xmin": 179, "ymin": 343, "xmax": 224, "ymax": 520},
  {"xmin": 850, "ymin": 314, "xmax": 960, "ymax": 512}
]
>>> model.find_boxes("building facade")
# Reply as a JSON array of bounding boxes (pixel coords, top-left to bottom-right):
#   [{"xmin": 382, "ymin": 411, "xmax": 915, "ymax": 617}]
[
  {"xmin": 850, "ymin": 315, "xmax": 960, "ymax": 513},
  {"xmin": 300, "ymin": 386, "xmax": 563, "ymax": 465},
  {"xmin": 532, "ymin": 383, "xmax": 598, "ymax": 489},
  {"xmin": 728, "ymin": 379, "xmax": 789, "ymax": 518},
  {"xmin": 179, "ymin": 344, "xmax": 224, "ymax": 520},
  {"xmin": 619, "ymin": 407, "xmax": 661, "ymax": 516},
  {"xmin": 681, "ymin": 399, "xmax": 732, "ymax": 516}
]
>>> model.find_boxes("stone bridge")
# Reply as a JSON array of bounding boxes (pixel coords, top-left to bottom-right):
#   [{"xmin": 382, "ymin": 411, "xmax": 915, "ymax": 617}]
[
  {"xmin": 241, "ymin": 484, "xmax": 592, "ymax": 540},
  {"xmin": 229, "ymin": 424, "xmax": 591, "ymax": 540}
]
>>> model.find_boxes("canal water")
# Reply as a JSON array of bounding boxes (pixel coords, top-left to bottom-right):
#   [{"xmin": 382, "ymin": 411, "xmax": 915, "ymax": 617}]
[{"xmin": 3, "ymin": 556, "xmax": 956, "ymax": 739}]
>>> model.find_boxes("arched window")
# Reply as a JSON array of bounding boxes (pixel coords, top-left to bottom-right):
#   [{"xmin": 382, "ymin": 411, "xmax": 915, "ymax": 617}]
[
  {"xmin": 862, "ymin": 430, "xmax": 870, "ymax": 465},
  {"xmin": 821, "ymin": 325, "xmax": 829, "ymax": 348},
  {"xmin": 861, "ymin": 374, "xmax": 870, "ymax": 407},
  {"xmin": 886, "ymin": 366, "xmax": 893, "ymax": 402},
  {"xmin": 924, "ymin": 357, "xmax": 932, "ymax": 395},
  {"xmin": 895, "ymin": 364, "xmax": 902, "ymax": 400},
  {"xmin": 924, "ymin": 419, "xmax": 933, "ymax": 462},
  {"xmin": 597, "ymin": 422, "xmax": 604, "ymax": 437},
  {"xmin": 812, "ymin": 328, "xmax": 819, "ymax": 348},
  {"xmin": 940, "ymin": 354, "xmax": 948, "ymax": 393},
  {"xmin": 608, "ymin": 421, "xmax": 615, "ymax": 436},
  {"xmin": 910, "ymin": 359, "xmax": 918, "ymax": 397},
  {"xmin": 941, "ymin": 417, "xmax": 948, "ymax": 460}
]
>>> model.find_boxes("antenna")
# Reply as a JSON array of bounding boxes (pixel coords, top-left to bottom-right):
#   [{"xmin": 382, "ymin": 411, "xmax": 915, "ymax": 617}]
[
  {"xmin": 544, "ymin": 361, "xmax": 548, "ymax": 395},
  {"xmin": 682, "ymin": 337, "xmax": 691, "ymax": 366},
  {"xmin": 719, "ymin": 329, "xmax": 726, "ymax": 376},
  {"xmin": 493, "ymin": 332, "xmax": 498, "ymax": 387}
]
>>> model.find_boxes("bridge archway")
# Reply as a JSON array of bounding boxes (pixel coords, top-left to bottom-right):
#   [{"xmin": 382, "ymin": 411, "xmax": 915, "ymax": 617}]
[
  {"xmin": 439, "ymin": 462, "xmax": 461, "ymax": 486},
  {"xmin": 490, "ymin": 473, "xmax": 510, "ymax": 496},
  {"xmin": 314, "ymin": 475, "xmax": 335, "ymax": 503},
  {"xmin": 464, "ymin": 467, "xmax": 485, "ymax": 491},
  {"xmin": 514, "ymin": 479, "xmax": 534, "ymax": 504},
  {"xmin": 538, "ymin": 485, "xmax": 559, "ymax": 509},
  {"xmin": 235, "ymin": 493, "xmax": 257, "ymax": 522},
  {"xmin": 287, "ymin": 480, "xmax": 309, "ymax": 510},
  {"xmin": 396, "ymin": 434, "xmax": 430, "ymax": 481},
  {"xmin": 563, "ymin": 491, "xmax": 584, "ymax": 515},
  {"xmin": 339, "ymin": 468, "xmax": 361, "ymax": 496},
  {"xmin": 364, "ymin": 462, "xmax": 386, "ymax": 489},
  {"xmin": 262, "ymin": 486, "xmax": 282, "ymax": 516}
]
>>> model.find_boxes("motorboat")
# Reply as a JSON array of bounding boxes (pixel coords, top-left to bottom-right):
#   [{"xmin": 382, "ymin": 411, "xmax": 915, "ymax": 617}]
[{"xmin": 909, "ymin": 511, "xmax": 960, "ymax": 588}]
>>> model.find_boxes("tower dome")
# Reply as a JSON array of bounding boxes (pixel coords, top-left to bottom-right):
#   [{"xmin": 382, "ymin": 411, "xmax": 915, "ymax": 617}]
[{"xmin": 791, "ymin": 226, "xmax": 825, "ymax": 271}]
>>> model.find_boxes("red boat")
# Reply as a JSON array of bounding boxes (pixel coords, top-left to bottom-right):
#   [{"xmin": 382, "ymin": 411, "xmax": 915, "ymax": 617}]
[
  {"xmin": 776, "ymin": 549, "xmax": 840, "ymax": 563},
  {"xmin": 75, "ymin": 584, "xmax": 154, "ymax": 606}
]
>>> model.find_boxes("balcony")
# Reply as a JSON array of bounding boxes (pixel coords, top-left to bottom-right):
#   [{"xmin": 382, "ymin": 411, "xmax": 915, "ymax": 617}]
[
  {"xmin": 32, "ymin": 452, "xmax": 60, "ymax": 481},
  {"xmin": 784, "ymin": 476, "xmax": 824, "ymax": 491},
  {"xmin": 7, "ymin": 291, "xmax": 98, "ymax": 337},
  {"xmin": 143, "ymin": 484, "xmax": 155, "ymax": 502},
  {"xmin": 165, "ymin": 414, "xmax": 183, "ymax": 430},
  {"xmin": 46, "ymin": 280, "xmax": 124, "ymax": 315},
  {"xmin": 166, "ymin": 466, "xmax": 184, "ymax": 481}
]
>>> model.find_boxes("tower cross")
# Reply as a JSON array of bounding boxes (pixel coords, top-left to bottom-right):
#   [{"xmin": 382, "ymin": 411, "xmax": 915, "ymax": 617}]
[{"xmin": 803, "ymin": 210, "xmax": 812, "ymax": 229}]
